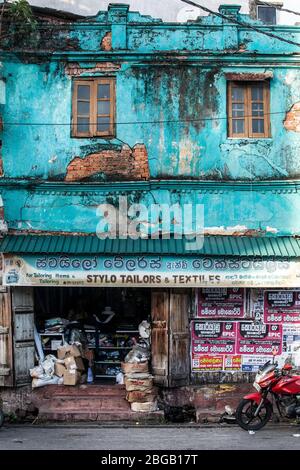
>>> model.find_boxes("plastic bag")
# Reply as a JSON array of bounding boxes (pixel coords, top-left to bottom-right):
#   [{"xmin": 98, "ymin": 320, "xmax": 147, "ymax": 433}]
[
  {"xmin": 30, "ymin": 365, "xmax": 45, "ymax": 379},
  {"xmin": 42, "ymin": 355, "xmax": 57, "ymax": 377},
  {"xmin": 32, "ymin": 375, "xmax": 63, "ymax": 389},
  {"xmin": 116, "ymin": 372, "xmax": 124, "ymax": 384},
  {"xmin": 139, "ymin": 320, "xmax": 151, "ymax": 339},
  {"xmin": 125, "ymin": 345, "xmax": 150, "ymax": 363}
]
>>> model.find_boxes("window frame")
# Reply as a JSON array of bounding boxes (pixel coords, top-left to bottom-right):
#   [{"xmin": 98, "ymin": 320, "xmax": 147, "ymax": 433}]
[
  {"xmin": 72, "ymin": 77, "xmax": 116, "ymax": 138},
  {"xmin": 227, "ymin": 81, "xmax": 271, "ymax": 139},
  {"xmin": 257, "ymin": 5, "xmax": 277, "ymax": 25}
]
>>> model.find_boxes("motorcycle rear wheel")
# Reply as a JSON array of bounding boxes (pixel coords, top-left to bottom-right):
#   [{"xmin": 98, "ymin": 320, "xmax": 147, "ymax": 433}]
[{"xmin": 236, "ymin": 398, "xmax": 272, "ymax": 431}]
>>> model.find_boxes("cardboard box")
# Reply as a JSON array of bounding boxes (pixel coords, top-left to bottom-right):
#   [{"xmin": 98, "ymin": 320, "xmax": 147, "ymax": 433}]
[
  {"xmin": 126, "ymin": 391, "xmax": 157, "ymax": 403},
  {"xmin": 57, "ymin": 345, "xmax": 69, "ymax": 360},
  {"xmin": 57, "ymin": 344, "xmax": 81, "ymax": 360},
  {"xmin": 63, "ymin": 369, "xmax": 81, "ymax": 386},
  {"xmin": 64, "ymin": 356, "xmax": 85, "ymax": 372},
  {"xmin": 68, "ymin": 344, "xmax": 82, "ymax": 358},
  {"xmin": 130, "ymin": 401, "xmax": 158, "ymax": 412},
  {"xmin": 121, "ymin": 361, "xmax": 149, "ymax": 374},
  {"xmin": 125, "ymin": 373, "xmax": 153, "ymax": 391},
  {"xmin": 54, "ymin": 362, "xmax": 67, "ymax": 377}
]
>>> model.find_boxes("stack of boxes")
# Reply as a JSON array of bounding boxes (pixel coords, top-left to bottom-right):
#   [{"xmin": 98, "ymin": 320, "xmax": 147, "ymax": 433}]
[
  {"xmin": 56, "ymin": 344, "xmax": 86, "ymax": 386},
  {"xmin": 122, "ymin": 361, "xmax": 158, "ymax": 412}
]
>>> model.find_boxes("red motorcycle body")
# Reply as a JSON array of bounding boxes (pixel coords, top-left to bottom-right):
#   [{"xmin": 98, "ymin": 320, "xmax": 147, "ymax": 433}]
[
  {"xmin": 236, "ymin": 361, "xmax": 300, "ymax": 431},
  {"xmin": 272, "ymin": 375, "xmax": 300, "ymax": 395},
  {"xmin": 244, "ymin": 392, "xmax": 271, "ymax": 405}
]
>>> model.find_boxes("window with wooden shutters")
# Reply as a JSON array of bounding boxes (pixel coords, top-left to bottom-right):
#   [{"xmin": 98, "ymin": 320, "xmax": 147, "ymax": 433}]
[
  {"xmin": 227, "ymin": 81, "xmax": 270, "ymax": 138},
  {"xmin": 72, "ymin": 78, "xmax": 115, "ymax": 138}
]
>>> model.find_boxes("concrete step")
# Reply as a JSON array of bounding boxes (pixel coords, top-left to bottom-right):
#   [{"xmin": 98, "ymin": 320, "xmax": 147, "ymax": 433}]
[
  {"xmin": 38, "ymin": 397, "xmax": 130, "ymax": 412},
  {"xmin": 38, "ymin": 410, "xmax": 165, "ymax": 423},
  {"xmin": 34, "ymin": 384, "xmax": 126, "ymax": 399}
]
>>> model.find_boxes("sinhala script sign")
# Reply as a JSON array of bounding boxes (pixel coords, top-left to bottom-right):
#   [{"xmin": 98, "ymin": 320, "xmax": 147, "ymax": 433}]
[{"xmin": 3, "ymin": 254, "xmax": 300, "ymax": 288}]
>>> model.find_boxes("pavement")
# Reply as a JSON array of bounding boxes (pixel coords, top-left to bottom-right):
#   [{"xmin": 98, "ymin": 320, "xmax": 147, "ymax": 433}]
[{"xmin": 0, "ymin": 423, "xmax": 300, "ymax": 450}]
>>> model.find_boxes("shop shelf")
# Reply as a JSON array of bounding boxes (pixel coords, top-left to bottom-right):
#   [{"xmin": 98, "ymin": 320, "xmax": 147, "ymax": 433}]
[{"xmin": 94, "ymin": 360, "xmax": 121, "ymax": 364}]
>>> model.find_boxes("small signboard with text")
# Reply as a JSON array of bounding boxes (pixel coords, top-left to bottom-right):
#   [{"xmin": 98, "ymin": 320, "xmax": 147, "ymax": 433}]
[{"xmin": 197, "ymin": 288, "xmax": 245, "ymax": 319}]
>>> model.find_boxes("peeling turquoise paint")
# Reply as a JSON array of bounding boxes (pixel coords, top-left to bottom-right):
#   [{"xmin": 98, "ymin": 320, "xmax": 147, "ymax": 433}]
[
  {"xmin": 2, "ymin": 62, "xmax": 300, "ymax": 181},
  {"xmin": 0, "ymin": 4, "xmax": 300, "ymax": 236}
]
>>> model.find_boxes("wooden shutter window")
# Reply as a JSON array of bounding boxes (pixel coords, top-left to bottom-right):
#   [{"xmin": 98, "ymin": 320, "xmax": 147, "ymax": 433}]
[
  {"xmin": 72, "ymin": 78, "xmax": 115, "ymax": 138},
  {"xmin": 228, "ymin": 81, "xmax": 270, "ymax": 138}
]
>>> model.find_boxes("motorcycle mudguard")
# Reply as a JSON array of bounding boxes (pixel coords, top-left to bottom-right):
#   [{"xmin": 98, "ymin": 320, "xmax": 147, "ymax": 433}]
[{"xmin": 243, "ymin": 392, "xmax": 272, "ymax": 406}]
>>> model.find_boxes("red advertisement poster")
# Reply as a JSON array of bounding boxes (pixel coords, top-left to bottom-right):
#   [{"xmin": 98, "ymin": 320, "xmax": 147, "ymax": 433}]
[
  {"xmin": 237, "ymin": 322, "xmax": 282, "ymax": 356},
  {"xmin": 197, "ymin": 288, "xmax": 245, "ymax": 319},
  {"xmin": 191, "ymin": 321, "xmax": 237, "ymax": 366},
  {"xmin": 264, "ymin": 290, "xmax": 300, "ymax": 324}
]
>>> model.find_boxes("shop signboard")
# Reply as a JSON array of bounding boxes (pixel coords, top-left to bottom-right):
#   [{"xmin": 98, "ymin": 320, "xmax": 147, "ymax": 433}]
[
  {"xmin": 236, "ymin": 322, "xmax": 282, "ymax": 356},
  {"xmin": 264, "ymin": 290, "xmax": 300, "ymax": 324},
  {"xmin": 197, "ymin": 288, "xmax": 245, "ymax": 319},
  {"xmin": 3, "ymin": 254, "xmax": 300, "ymax": 288}
]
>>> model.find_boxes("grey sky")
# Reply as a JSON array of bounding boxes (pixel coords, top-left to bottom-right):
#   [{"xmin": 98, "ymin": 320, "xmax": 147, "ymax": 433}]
[{"xmin": 27, "ymin": 0, "xmax": 300, "ymax": 24}]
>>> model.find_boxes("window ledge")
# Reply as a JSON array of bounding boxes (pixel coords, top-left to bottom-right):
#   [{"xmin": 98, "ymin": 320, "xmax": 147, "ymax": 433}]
[{"xmin": 225, "ymin": 137, "xmax": 273, "ymax": 142}]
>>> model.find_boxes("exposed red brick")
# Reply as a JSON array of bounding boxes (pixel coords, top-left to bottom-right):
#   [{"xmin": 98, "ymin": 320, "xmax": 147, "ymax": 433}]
[
  {"xmin": 65, "ymin": 61, "xmax": 121, "ymax": 77},
  {"xmin": 225, "ymin": 72, "xmax": 273, "ymax": 81},
  {"xmin": 65, "ymin": 144, "xmax": 150, "ymax": 182},
  {"xmin": 284, "ymin": 102, "xmax": 300, "ymax": 132},
  {"xmin": 101, "ymin": 32, "xmax": 112, "ymax": 51}
]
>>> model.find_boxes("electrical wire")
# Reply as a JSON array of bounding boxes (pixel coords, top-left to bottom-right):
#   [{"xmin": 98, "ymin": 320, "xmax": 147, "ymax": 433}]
[
  {"xmin": 0, "ymin": 110, "xmax": 288, "ymax": 127},
  {"xmin": 180, "ymin": 0, "xmax": 300, "ymax": 47},
  {"xmin": 0, "ymin": 0, "xmax": 299, "ymax": 46}
]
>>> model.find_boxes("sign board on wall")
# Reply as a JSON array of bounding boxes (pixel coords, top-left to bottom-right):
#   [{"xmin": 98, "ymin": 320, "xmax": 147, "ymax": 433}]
[
  {"xmin": 197, "ymin": 288, "xmax": 245, "ymax": 319},
  {"xmin": 236, "ymin": 322, "xmax": 282, "ymax": 356},
  {"xmin": 264, "ymin": 290, "xmax": 300, "ymax": 324},
  {"xmin": 191, "ymin": 319, "xmax": 283, "ymax": 373},
  {"xmin": 191, "ymin": 321, "xmax": 238, "ymax": 372},
  {"xmin": 3, "ymin": 254, "xmax": 300, "ymax": 288}
]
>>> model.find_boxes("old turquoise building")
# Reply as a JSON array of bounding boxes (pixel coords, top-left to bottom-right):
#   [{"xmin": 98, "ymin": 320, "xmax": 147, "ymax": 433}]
[{"xmin": 1, "ymin": 2, "xmax": 300, "ymax": 422}]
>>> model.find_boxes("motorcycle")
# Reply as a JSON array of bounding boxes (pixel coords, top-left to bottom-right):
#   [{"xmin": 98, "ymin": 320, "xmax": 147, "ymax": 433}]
[{"xmin": 236, "ymin": 360, "xmax": 300, "ymax": 431}]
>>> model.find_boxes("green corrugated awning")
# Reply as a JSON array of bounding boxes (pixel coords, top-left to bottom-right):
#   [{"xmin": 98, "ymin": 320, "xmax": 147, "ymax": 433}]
[{"xmin": 1, "ymin": 234, "xmax": 300, "ymax": 257}]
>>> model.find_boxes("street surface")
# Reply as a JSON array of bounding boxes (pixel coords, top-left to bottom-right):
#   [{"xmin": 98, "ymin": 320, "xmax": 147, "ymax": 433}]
[{"xmin": 0, "ymin": 424, "xmax": 300, "ymax": 450}]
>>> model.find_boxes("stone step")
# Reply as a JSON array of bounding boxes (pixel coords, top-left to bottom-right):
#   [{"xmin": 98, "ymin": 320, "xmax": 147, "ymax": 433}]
[
  {"xmin": 38, "ymin": 397, "xmax": 130, "ymax": 412},
  {"xmin": 38, "ymin": 410, "xmax": 165, "ymax": 423},
  {"xmin": 33, "ymin": 384, "xmax": 126, "ymax": 399}
]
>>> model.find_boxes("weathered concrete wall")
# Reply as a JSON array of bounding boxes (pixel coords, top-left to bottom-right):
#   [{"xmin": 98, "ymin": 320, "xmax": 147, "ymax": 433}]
[
  {"xmin": 1, "ymin": 182, "xmax": 300, "ymax": 235},
  {"xmin": 2, "ymin": 61, "xmax": 300, "ymax": 182},
  {"xmin": 161, "ymin": 383, "xmax": 253, "ymax": 422},
  {"xmin": 1, "ymin": 4, "xmax": 300, "ymax": 235}
]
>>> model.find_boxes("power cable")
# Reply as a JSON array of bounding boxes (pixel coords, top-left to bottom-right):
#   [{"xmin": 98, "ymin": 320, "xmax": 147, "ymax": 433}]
[
  {"xmin": 0, "ymin": 110, "xmax": 288, "ymax": 127},
  {"xmin": 180, "ymin": 0, "xmax": 300, "ymax": 47}
]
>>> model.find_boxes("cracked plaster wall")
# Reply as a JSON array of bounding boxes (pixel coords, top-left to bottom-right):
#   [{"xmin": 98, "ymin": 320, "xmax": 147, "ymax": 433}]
[{"xmin": 2, "ymin": 62, "xmax": 300, "ymax": 181}]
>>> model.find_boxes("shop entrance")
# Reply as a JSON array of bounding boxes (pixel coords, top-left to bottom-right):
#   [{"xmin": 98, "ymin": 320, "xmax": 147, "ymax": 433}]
[
  {"xmin": 2, "ymin": 287, "xmax": 191, "ymax": 389},
  {"xmin": 33, "ymin": 286, "xmax": 151, "ymax": 383}
]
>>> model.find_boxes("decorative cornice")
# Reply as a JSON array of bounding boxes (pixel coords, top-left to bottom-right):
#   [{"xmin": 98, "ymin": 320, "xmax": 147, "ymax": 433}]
[
  {"xmin": 1, "ymin": 51, "xmax": 300, "ymax": 65},
  {"xmin": 1, "ymin": 179, "xmax": 300, "ymax": 195}
]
